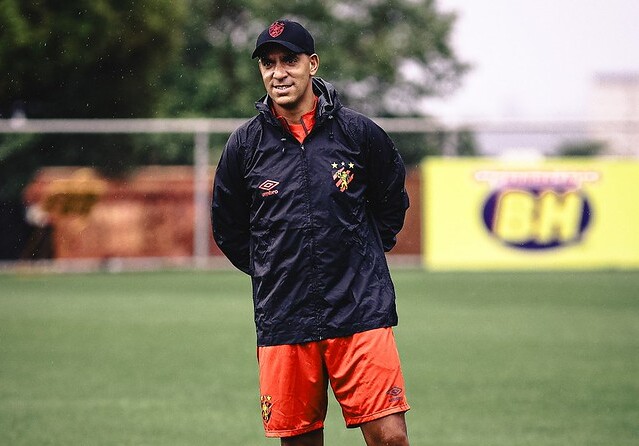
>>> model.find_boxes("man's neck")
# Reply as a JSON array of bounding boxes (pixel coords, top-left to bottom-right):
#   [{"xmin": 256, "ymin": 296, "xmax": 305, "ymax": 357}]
[{"xmin": 271, "ymin": 93, "xmax": 317, "ymax": 124}]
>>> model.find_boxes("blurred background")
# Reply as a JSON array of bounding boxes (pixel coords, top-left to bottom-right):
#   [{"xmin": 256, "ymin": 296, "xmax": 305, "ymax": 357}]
[
  {"xmin": 1, "ymin": 0, "xmax": 638, "ymax": 269},
  {"xmin": 1, "ymin": 2, "xmax": 638, "ymax": 445}
]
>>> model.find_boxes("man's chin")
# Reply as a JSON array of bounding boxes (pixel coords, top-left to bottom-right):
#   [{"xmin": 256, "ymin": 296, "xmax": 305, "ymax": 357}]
[{"xmin": 271, "ymin": 97, "xmax": 296, "ymax": 109}]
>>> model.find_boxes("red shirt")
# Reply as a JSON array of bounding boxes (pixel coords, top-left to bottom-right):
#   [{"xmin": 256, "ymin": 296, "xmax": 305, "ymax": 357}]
[{"xmin": 273, "ymin": 96, "xmax": 318, "ymax": 143}]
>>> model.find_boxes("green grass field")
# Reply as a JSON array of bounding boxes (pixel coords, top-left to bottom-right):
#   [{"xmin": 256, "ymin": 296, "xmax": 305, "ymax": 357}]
[{"xmin": 1, "ymin": 269, "xmax": 637, "ymax": 445}]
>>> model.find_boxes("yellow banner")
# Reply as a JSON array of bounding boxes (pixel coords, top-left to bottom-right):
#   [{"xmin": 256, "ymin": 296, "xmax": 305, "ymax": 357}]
[{"xmin": 421, "ymin": 158, "xmax": 639, "ymax": 270}]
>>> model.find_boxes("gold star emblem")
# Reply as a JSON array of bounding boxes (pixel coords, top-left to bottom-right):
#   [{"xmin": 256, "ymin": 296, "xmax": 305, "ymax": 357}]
[
  {"xmin": 331, "ymin": 162, "xmax": 338, "ymax": 169},
  {"xmin": 348, "ymin": 162, "xmax": 354, "ymax": 169}
]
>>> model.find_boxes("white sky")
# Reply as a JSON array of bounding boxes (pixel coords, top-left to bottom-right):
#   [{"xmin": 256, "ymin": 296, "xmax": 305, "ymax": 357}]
[{"xmin": 423, "ymin": 0, "xmax": 639, "ymax": 120}]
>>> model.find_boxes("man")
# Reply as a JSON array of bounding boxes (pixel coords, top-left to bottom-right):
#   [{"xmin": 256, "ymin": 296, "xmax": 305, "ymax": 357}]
[{"xmin": 211, "ymin": 19, "xmax": 411, "ymax": 446}]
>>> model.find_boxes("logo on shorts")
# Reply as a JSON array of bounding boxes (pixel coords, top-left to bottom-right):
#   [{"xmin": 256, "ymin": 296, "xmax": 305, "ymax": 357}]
[
  {"xmin": 387, "ymin": 386, "xmax": 404, "ymax": 403},
  {"xmin": 260, "ymin": 395, "xmax": 273, "ymax": 423}
]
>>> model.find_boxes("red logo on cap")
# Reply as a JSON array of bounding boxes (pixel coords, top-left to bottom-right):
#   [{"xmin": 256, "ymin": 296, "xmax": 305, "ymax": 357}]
[{"xmin": 269, "ymin": 21, "xmax": 285, "ymax": 37}]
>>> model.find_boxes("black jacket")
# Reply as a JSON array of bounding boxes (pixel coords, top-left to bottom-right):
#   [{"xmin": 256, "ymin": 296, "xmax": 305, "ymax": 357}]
[{"xmin": 211, "ymin": 78, "xmax": 409, "ymax": 346}]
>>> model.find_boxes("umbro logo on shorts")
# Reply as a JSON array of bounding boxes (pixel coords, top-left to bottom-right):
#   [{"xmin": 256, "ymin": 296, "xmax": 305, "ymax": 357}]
[{"xmin": 387, "ymin": 386, "xmax": 404, "ymax": 402}]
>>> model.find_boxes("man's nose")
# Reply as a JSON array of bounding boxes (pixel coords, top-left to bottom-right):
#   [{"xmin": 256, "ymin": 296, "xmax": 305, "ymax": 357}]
[{"xmin": 273, "ymin": 62, "xmax": 287, "ymax": 78}]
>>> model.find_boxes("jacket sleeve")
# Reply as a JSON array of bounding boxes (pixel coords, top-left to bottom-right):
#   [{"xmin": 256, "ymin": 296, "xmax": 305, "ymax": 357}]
[
  {"xmin": 211, "ymin": 131, "xmax": 251, "ymax": 274},
  {"xmin": 364, "ymin": 120, "xmax": 410, "ymax": 252}
]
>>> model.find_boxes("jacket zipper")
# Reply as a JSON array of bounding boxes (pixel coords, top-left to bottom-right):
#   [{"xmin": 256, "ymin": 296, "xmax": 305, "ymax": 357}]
[
  {"xmin": 298, "ymin": 141, "xmax": 323, "ymax": 340},
  {"xmin": 274, "ymin": 111, "xmax": 330, "ymax": 341}
]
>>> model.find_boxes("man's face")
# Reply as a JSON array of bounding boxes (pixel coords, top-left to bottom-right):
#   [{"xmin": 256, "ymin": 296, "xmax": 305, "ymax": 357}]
[{"xmin": 258, "ymin": 45, "xmax": 319, "ymax": 112}]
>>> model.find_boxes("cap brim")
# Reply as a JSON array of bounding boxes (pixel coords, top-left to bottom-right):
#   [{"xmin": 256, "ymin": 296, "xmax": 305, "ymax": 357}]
[{"xmin": 252, "ymin": 40, "xmax": 307, "ymax": 58}]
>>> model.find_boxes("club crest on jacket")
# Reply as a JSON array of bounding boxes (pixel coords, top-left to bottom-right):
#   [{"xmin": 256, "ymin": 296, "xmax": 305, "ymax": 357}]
[{"xmin": 331, "ymin": 161, "xmax": 355, "ymax": 192}]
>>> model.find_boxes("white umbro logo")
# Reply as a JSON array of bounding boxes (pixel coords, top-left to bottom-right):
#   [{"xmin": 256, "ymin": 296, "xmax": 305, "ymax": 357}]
[
  {"xmin": 259, "ymin": 180, "xmax": 280, "ymax": 197},
  {"xmin": 259, "ymin": 180, "xmax": 280, "ymax": 191}
]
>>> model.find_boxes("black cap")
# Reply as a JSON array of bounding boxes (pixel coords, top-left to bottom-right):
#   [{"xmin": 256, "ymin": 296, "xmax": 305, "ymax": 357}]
[{"xmin": 252, "ymin": 20, "xmax": 315, "ymax": 59}]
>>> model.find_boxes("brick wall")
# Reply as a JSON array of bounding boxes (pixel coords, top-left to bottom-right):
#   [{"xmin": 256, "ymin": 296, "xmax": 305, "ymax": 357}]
[{"xmin": 23, "ymin": 166, "xmax": 421, "ymax": 259}]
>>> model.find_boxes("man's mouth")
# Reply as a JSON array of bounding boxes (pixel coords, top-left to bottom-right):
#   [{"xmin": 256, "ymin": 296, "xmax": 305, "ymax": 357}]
[{"xmin": 274, "ymin": 85, "xmax": 292, "ymax": 91}]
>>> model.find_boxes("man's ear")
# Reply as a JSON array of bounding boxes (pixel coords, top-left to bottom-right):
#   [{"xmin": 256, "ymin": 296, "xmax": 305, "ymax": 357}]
[{"xmin": 309, "ymin": 54, "xmax": 320, "ymax": 75}]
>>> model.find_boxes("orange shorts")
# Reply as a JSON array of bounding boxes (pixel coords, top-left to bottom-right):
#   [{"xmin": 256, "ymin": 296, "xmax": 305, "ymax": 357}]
[{"xmin": 257, "ymin": 327, "xmax": 410, "ymax": 438}]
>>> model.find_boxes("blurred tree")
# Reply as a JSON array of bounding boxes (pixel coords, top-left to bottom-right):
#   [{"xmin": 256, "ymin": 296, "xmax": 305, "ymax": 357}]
[
  {"xmin": 1, "ymin": 0, "xmax": 467, "ymax": 201},
  {"xmin": 556, "ymin": 140, "xmax": 606, "ymax": 157},
  {"xmin": 159, "ymin": 0, "xmax": 468, "ymax": 119},
  {"xmin": 455, "ymin": 128, "xmax": 479, "ymax": 156},
  {"xmin": 0, "ymin": 0, "xmax": 187, "ymax": 201},
  {"xmin": 389, "ymin": 127, "xmax": 478, "ymax": 164},
  {"xmin": 156, "ymin": 0, "xmax": 469, "ymax": 166},
  {"xmin": 0, "ymin": 0, "xmax": 186, "ymax": 118}
]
